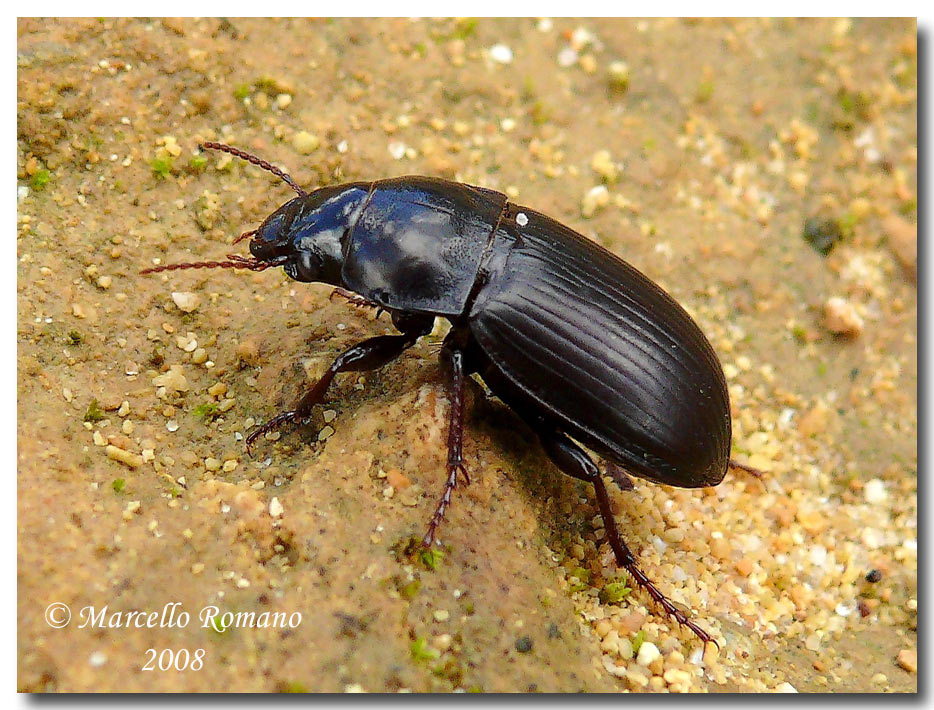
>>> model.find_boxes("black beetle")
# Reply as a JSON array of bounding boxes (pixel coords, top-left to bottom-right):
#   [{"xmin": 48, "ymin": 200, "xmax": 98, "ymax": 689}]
[{"xmin": 146, "ymin": 142, "xmax": 747, "ymax": 646}]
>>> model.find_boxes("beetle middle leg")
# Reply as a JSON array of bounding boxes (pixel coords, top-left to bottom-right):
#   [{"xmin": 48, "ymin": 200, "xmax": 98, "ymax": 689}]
[
  {"xmin": 534, "ymin": 427, "xmax": 717, "ymax": 646},
  {"xmin": 421, "ymin": 329, "xmax": 472, "ymax": 548},
  {"xmin": 245, "ymin": 312, "xmax": 433, "ymax": 453}
]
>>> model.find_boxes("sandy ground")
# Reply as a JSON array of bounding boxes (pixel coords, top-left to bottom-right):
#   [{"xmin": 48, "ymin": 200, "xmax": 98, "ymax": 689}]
[{"xmin": 17, "ymin": 18, "xmax": 916, "ymax": 692}]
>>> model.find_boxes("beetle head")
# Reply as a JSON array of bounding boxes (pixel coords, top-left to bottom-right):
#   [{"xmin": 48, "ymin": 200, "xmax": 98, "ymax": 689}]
[
  {"xmin": 248, "ymin": 184, "xmax": 369, "ymax": 285},
  {"xmin": 140, "ymin": 143, "xmax": 369, "ymax": 285}
]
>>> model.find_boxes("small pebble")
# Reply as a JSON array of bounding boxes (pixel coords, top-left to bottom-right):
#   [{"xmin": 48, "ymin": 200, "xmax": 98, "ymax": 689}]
[
  {"xmin": 293, "ymin": 131, "xmax": 320, "ymax": 154},
  {"xmin": 123, "ymin": 501, "xmax": 141, "ymax": 520},
  {"xmin": 864, "ymin": 478, "xmax": 888, "ymax": 503},
  {"xmin": 581, "ymin": 185, "xmax": 609, "ymax": 218},
  {"xmin": 269, "ymin": 497, "xmax": 284, "ymax": 517},
  {"xmin": 590, "ymin": 150, "xmax": 619, "ymax": 182},
  {"xmin": 557, "ymin": 47, "xmax": 578, "ymax": 68},
  {"xmin": 152, "ymin": 365, "xmax": 189, "ymax": 392},
  {"xmin": 515, "ymin": 635, "xmax": 533, "ymax": 653},
  {"xmin": 896, "ymin": 648, "xmax": 917, "ymax": 673},
  {"xmin": 607, "ymin": 61, "xmax": 630, "ymax": 92},
  {"xmin": 823, "ymin": 297, "xmax": 864, "ymax": 337},
  {"xmin": 882, "ymin": 214, "xmax": 917, "ymax": 281},
  {"xmin": 636, "ymin": 641, "xmax": 661, "ymax": 666},
  {"xmin": 88, "ymin": 651, "xmax": 107, "ymax": 667},
  {"xmin": 106, "ymin": 445, "xmax": 143, "ymax": 469},
  {"xmin": 208, "ymin": 382, "xmax": 228, "ymax": 397},
  {"xmin": 489, "ymin": 44, "xmax": 513, "ymax": 64},
  {"xmin": 171, "ymin": 291, "xmax": 200, "ymax": 313},
  {"xmin": 236, "ymin": 339, "xmax": 260, "ymax": 365},
  {"xmin": 579, "ymin": 54, "xmax": 597, "ymax": 73}
]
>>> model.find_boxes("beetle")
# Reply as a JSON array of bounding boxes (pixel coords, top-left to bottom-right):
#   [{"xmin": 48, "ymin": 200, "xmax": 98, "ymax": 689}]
[{"xmin": 145, "ymin": 141, "xmax": 749, "ymax": 646}]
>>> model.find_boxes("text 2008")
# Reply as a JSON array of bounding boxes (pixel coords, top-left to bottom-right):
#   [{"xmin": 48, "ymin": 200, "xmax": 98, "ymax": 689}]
[{"xmin": 142, "ymin": 648, "xmax": 205, "ymax": 671}]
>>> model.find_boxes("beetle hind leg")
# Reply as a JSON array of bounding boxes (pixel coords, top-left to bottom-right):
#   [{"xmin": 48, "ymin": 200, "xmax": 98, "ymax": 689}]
[{"xmin": 535, "ymin": 428, "xmax": 718, "ymax": 647}]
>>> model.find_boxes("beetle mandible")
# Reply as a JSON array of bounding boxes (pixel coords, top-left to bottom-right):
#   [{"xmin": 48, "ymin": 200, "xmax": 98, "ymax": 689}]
[{"xmin": 145, "ymin": 141, "xmax": 747, "ymax": 646}]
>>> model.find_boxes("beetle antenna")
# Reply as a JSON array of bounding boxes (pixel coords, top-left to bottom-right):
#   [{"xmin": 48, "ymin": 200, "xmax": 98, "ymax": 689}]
[
  {"xmin": 141, "ymin": 254, "xmax": 288, "ymax": 274},
  {"xmin": 199, "ymin": 141, "xmax": 307, "ymax": 197}
]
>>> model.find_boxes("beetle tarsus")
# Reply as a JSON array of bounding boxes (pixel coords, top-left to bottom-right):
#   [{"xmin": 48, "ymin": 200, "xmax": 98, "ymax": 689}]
[
  {"xmin": 535, "ymin": 427, "xmax": 718, "ymax": 646},
  {"xmin": 244, "ymin": 410, "xmax": 299, "ymax": 455},
  {"xmin": 603, "ymin": 461, "xmax": 634, "ymax": 491},
  {"xmin": 729, "ymin": 458, "xmax": 764, "ymax": 478},
  {"xmin": 422, "ymin": 463, "xmax": 466, "ymax": 548},
  {"xmin": 329, "ymin": 287, "xmax": 382, "ymax": 310},
  {"xmin": 422, "ymin": 338, "xmax": 468, "ymax": 547}
]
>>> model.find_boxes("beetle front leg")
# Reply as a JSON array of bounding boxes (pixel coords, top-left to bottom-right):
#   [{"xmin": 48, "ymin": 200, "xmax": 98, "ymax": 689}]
[
  {"xmin": 245, "ymin": 314, "xmax": 433, "ymax": 453},
  {"xmin": 535, "ymin": 429, "xmax": 718, "ymax": 647},
  {"xmin": 421, "ymin": 332, "xmax": 470, "ymax": 548}
]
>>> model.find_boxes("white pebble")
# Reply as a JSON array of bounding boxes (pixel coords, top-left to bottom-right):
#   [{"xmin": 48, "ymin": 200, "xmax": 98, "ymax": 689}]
[
  {"xmin": 862, "ymin": 528, "xmax": 884, "ymax": 549},
  {"xmin": 89, "ymin": 651, "xmax": 107, "ymax": 667},
  {"xmin": 824, "ymin": 296, "xmax": 863, "ymax": 337},
  {"xmin": 636, "ymin": 641, "xmax": 660, "ymax": 666},
  {"xmin": 581, "ymin": 185, "xmax": 609, "ymax": 217},
  {"xmin": 835, "ymin": 601, "xmax": 856, "ymax": 617},
  {"xmin": 516, "ymin": 212, "xmax": 528, "ymax": 226},
  {"xmin": 489, "ymin": 44, "xmax": 513, "ymax": 64},
  {"xmin": 864, "ymin": 478, "xmax": 887, "ymax": 504},
  {"xmin": 776, "ymin": 682, "xmax": 798, "ymax": 693},
  {"xmin": 269, "ymin": 497, "xmax": 284, "ymax": 517},
  {"xmin": 171, "ymin": 291, "xmax": 200, "ymax": 313},
  {"xmin": 293, "ymin": 131, "xmax": 320, "ymax": 154},
  {"xmin": 557, "ymin": 47, "xmax": 578, "ymax": 68},
  {"xmin": 388, "ymin": 141, "xmax": 407, "ymax": 160},
  {"xmin": 809, "ymin": 545, "xmax": 827, "ymax": 566}
]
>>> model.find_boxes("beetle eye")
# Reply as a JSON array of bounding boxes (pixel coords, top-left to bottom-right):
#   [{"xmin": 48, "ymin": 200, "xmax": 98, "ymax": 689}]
[{"xmin": 286, "ymin": 250, "xmax": 323, "ymax": 283}]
